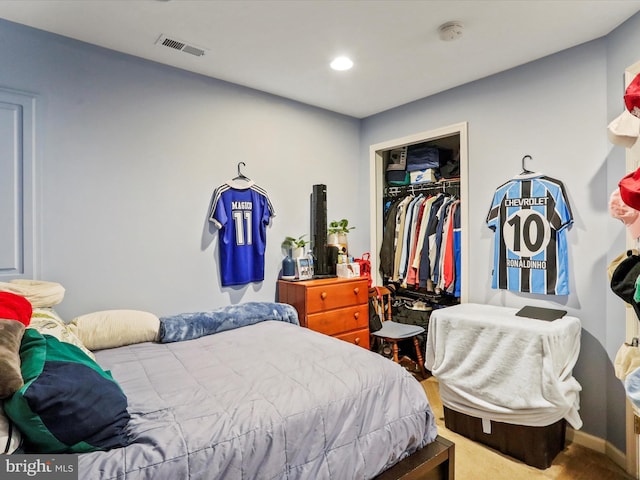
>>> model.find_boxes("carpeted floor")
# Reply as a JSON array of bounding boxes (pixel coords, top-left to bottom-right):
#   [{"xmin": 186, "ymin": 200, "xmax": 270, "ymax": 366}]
[{"xmin": 421, "ymin": 376, "xmax": 635, "ymax": 480}]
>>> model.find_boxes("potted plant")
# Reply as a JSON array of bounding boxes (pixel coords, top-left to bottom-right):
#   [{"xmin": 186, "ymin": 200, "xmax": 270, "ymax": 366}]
[
  {"xmin": 327, "ymin": 219, "xmax": 355, "ymax": 250},
  {"xmin": 281, "ymin": 234, "xmax": 309, "ymax": 259}
]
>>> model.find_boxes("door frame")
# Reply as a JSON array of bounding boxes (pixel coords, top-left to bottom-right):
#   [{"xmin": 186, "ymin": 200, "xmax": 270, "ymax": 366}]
[{"xmin": 368, "ymin": 122, "xmax": 469, "ymax": 303}]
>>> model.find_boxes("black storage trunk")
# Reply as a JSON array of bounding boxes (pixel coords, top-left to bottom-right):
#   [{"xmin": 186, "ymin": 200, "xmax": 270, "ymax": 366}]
[{"xmin": 443, "ymin": 406, "xmax": 566, "ymax": 469}]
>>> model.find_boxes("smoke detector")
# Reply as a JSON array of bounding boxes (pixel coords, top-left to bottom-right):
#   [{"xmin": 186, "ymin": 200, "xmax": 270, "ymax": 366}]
[{"xmin": 438, "ymin": 21, "xmax": 464, "ymax": 41}]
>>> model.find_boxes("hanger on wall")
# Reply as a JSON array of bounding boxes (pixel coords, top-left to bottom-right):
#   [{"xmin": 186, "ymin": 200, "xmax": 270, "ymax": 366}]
[
  {"xmin": 521, "ymin": 155, "xmax": 533, "ymax": 174},
  {"xmin": 233, "ymin": 162, "xmax": 250, "ymax": 181}
]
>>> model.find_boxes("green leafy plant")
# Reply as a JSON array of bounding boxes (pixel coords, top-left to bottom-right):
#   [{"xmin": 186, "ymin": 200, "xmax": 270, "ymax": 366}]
[
  {"xmin": 328, "ymin": 219, "xmax": 355, "ymax": 235},
  {"xmin": 281, "ymin": 235, "xmax": 309, "ymax": 250}
]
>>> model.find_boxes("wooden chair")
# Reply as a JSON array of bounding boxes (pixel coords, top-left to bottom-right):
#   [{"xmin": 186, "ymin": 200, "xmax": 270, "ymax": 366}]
[{"xmin": 369, "ymin": 286, "xmax": 428, "ymax": 379}]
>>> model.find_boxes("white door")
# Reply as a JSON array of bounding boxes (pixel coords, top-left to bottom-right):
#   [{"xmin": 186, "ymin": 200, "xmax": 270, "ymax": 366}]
[{"xmin": 0, "ymin": 88, "xmax": 37, "ymax": 280}]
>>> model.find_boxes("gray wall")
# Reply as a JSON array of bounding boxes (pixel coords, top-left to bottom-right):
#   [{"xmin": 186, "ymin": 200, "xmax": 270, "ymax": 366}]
[
  {"xmin": 0, "ymin": 19, "xmax": 363, "ymax": 317},
  {"xmin": 360, "ymin": 12, "xmax": 640, "ymax": 451},
  {"xmin": 2, "ymin": 10, "xmax": 640, "ymax": 452}
]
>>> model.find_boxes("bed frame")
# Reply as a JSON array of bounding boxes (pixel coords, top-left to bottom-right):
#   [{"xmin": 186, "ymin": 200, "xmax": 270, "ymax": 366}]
[{"xmin": 374, "ymin": 435, "xmax": 455, "ymax": 480}]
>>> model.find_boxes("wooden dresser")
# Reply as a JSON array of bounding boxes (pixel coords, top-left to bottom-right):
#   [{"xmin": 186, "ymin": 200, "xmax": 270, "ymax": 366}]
[{"xmin": 278, "ymin": 277, "xmax": 369, "ymax": 349}]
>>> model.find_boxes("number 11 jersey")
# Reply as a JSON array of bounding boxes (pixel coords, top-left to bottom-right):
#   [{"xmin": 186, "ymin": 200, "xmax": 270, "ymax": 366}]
[
  {"xmin": 209, "ymin": 181, "xmax": 275, "ymax": 287},
  {"xmin": 486, "ymin": 173, "xmax": 573, "ymax": 295}
]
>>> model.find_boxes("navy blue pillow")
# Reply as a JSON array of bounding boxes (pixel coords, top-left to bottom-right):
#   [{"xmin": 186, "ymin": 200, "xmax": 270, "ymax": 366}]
[{"xmin": 4, "ymin": 329, "xmax": 130, "ymax": 453}]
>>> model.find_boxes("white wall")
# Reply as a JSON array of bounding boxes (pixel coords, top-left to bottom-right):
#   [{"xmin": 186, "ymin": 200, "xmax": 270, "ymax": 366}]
[
  {"xmin": 359, "ymin": 37, "xmax": 619, "ymax": 445},
  {"xmin": 0, "ymin": 19, "xmax": 362, "ymax": 317}
]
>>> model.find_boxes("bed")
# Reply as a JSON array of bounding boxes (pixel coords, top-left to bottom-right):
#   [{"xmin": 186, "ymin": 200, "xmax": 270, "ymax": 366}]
[{"xmin": 0, "ymin": 292, "xmax": 450, "ymax": 480}]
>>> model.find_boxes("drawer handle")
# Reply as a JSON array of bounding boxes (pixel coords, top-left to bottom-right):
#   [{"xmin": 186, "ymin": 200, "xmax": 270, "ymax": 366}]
[
  {"xmin": 353, "ymin": 287, "xmax": 360, "ymax": 295},
  {"xmin": 354, "ymin": 337, "xmax": 360, "ymax": 345},
  {"xmin": 354, "ymin": 312, "xmax": 359, "ymax": 319},
  {"xmin": 320, "ymin": 292, "xmax": 327, "ymax": 300}
]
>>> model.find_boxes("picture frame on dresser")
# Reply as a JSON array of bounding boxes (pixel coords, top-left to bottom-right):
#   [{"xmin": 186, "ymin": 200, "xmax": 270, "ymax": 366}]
[{"xmin": 295, "ymin": 257, "xmax": 313, "ymax": 280}]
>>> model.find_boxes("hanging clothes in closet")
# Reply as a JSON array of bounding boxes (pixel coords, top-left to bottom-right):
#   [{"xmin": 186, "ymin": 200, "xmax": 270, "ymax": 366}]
[{"xmin": 380, "ymin": 186, "xmax": 461, "ymax": 298}]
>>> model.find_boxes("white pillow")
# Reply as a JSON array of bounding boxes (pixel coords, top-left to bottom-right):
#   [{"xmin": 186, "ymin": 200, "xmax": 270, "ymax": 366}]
[
  {"xmin": 0, "ymin": 279, "xmax": 65, "ymax": 308},
  {"xmin": 69, "ymin": 310, "xmax": 159, "ymax": 351},
  {"xmin": 30, "ymin": 308, "xmax": 95, "ymax": 360},
  {"xmin": 0, "ymin": 404, "xmax": 22, "ymax": 454}
]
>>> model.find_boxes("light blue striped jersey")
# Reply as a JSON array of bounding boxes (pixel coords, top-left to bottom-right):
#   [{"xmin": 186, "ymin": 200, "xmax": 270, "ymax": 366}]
[{"xmin": 486, "ymin": 173, "xmax": 573, "ymax": 295}]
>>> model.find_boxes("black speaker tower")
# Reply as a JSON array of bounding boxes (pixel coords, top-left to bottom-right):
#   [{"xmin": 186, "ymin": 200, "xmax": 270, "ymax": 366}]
[{"xmin": 311, "ymin": 184, "xmax": 329, "ymax": 276}]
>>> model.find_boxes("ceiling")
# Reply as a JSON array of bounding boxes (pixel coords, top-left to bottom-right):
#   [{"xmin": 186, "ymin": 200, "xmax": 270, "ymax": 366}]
[{"xmin": 0, "ymin": 0, "xmax": 639, "ymax": 118}]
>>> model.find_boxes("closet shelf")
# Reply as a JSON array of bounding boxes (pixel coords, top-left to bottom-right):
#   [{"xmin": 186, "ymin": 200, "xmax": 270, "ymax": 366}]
[{"xmin": 384, "ymin": 178, "xmax": 460, "ymax": 198}]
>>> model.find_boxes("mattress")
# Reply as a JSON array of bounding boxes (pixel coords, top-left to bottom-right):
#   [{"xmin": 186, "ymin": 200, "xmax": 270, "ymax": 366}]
[{"xmin": 79, "ymin": 320, "xmax": 437, "ymax": 479}]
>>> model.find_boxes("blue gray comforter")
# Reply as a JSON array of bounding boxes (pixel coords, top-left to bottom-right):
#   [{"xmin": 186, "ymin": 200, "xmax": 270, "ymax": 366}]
[
  {"xmin": 158, "ymin": 301, "xmax": 299, "ymax": 343},
  {"xmin": 79, "ymin": 321, "xmax": 437, "ymax": 479}
]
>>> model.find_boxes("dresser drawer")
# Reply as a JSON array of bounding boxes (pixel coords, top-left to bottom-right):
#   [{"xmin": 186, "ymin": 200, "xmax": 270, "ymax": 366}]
[
  {"xmin": 278, "ymin": 278, "xmax": 370, "ymax": 349},
  {"xmin": 305, "ymin": 280, "xmax": 367, "ymax": 313},
  {"xmin": 335, "ymin": 328, "xmax": 370, "ymax": 350},
  {"xmin": 306, "ymin": 304, "xmax": 368, "ymax": 336}
]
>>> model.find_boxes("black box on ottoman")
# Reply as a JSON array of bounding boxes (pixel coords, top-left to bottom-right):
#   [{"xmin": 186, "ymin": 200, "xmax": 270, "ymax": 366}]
[{"xmin": 443, "ymin": 406, "xmax": 566, "ymax": 469}]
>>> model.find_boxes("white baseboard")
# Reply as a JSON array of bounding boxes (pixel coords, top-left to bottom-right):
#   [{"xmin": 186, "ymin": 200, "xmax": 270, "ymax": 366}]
[{"xmin": 566, "ymin": 427, "xmax": 628, "ymax": 473}]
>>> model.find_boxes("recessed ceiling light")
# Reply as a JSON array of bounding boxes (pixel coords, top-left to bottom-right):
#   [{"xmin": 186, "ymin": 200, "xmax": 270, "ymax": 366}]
[{"xmin": 330, "ymin": 56, "xmax": 353, "ymax": 71}]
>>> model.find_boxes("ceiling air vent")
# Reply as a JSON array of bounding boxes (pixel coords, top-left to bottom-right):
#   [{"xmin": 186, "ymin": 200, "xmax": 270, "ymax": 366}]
[{"xmin": 155, "ymin": 34, "xmax": 206, "ymax": 57}]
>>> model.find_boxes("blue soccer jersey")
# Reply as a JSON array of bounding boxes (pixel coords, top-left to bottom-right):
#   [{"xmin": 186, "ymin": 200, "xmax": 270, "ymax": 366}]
[
  {"xmin": 209, "ymin": 181, "xmax": 275, "ymax": 287},
  {"xmin": 486, "ymin": 173, "xmax": 573, "ymax": 295}
]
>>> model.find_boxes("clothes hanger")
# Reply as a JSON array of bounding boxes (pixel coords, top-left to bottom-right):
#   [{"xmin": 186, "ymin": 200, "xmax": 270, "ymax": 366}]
[
  {"xmin": 233, "ymin": 162, "xmax": 250, "ymax": 181},
  {"xmin": 520, "ymin": 155, "xmax": 533, "ymax": 174}
]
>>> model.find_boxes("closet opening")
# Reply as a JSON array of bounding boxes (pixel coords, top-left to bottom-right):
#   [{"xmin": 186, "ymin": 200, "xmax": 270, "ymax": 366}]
[{"xmin": 368, "ymin": 122, "xmax": 469, "ymax": 304}]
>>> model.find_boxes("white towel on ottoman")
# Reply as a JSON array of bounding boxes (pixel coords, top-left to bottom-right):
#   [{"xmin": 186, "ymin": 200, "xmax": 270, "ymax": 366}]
[{"xmin": 425, "ymin": 303, "xmax": 582, "ymax": 429}]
